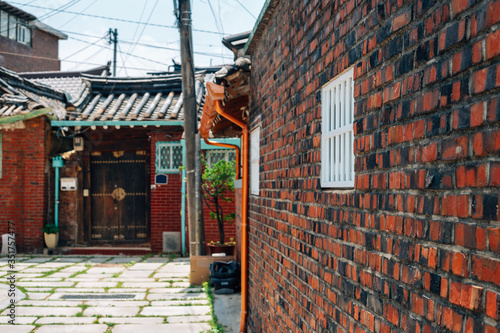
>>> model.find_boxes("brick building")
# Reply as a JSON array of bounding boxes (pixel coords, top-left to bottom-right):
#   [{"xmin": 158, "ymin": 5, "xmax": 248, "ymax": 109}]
[
  {"xmin": 0, "ymin": 1, "xmax": 67, "ymax": 72},
  {"xmin": 201, "ymin": 0, "xmax": 500, "ymax": 332}
]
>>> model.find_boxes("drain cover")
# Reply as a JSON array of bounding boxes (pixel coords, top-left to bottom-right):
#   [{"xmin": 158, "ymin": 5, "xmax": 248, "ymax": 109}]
[{"xmin": 61, "ymin": 294, "xmax": 136, "ymax": 300}]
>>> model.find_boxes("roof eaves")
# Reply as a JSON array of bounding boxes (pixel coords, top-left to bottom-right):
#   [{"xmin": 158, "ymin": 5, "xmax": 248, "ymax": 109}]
[
  {"xmin": 30, "ymin": 20, "xmax": 68, "ymax": 40},
  {"xmin": 243, "ymin": 0, "xmax": 279, "ymax": 55}
]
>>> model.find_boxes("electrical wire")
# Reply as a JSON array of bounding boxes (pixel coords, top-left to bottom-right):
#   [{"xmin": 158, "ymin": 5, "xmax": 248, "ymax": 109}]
[
  {"xmin": 117, "ymin": 43, "xmax": 129, "ymax": 77},
  {"xmin": 125, "ymin": 0, "xmax": 149, "ymax": 60},
  {"xmin": 9, "ymin": 1, "xmax": 222, "ymax": 35},
  {"xmin": 235, "ymin": 0, "xmax": 257, "ymax": 19},
  {"xmin": 62, "ymin": 35, "xmax": 106, "ymax": 61},
  {"xmin": 38, "ymin": 0, "xmax": 81, "ymax": 21},
  {"xmin": 57, "ymin": 0, "xmax": 98, "ymax": 29},
  {"xmin": 124, "ymin": 0, "xmax": 160, "ymax": 65}
]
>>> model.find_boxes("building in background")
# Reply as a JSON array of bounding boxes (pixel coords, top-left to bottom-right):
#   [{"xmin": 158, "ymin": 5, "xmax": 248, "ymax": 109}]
[{"xmin": 0, "ymin": 1, "xmax": 67, "ymax": 72}]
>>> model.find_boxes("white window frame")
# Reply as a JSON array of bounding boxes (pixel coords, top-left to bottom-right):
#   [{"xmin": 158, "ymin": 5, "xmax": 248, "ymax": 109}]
[
  {"xmin": 17, "ymin": 24, "xmax": 31, "ymax": 46},
  {"xmin": 321, "ymin": 67, "xmax": 355, "ymax": 188},
  {"xmin": 250, "ymin": 127, "xmax": 260, "ymax": 195}
]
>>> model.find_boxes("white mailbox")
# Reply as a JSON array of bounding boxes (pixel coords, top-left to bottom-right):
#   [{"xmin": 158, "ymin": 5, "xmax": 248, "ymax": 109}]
[{"xmin": 61, "ymin": 177, "xmax": 77, "ymax": 191}]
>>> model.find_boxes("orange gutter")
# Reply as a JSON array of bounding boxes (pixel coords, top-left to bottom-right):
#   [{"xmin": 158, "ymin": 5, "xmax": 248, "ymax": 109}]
[
  {"xmin": 202, "ymin": 138, "xmax": 241, "ymax": 179},
  {"xmin": 213, "ymin": 100, "xmax": 249, "ymax": 333}
]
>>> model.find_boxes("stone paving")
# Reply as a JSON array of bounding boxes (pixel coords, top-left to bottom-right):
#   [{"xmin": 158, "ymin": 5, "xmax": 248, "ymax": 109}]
[{"xmin": 0, "ymin": 255, "xmax": 212, "ymax": 332}]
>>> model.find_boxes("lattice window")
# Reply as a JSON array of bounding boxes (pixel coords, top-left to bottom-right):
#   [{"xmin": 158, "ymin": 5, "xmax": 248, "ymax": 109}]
[
  {"xmin": 321, "ymin": 68, "xmax": 355, "ymax": 188},
  {"xmin": 206, "ymin": 149, "xmax": 236, "ymax": 168},
  {"xmin": 156, "ymin": 142, "xmax": 183, "ymax": 173}
]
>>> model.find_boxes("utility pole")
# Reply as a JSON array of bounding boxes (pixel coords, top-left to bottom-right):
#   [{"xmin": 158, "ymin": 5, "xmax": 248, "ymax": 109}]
[
  {"xmin": 108, "ymin": 28, "xmax": 118, "ymax": 76},
  {"xmin": 177, "ymin": 0, "xmax": 205, "ymax": 256}
]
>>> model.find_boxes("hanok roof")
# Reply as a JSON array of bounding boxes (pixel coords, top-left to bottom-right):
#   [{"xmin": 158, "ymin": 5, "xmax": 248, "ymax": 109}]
[
  {"xmin": 199, "ymin": 58, "xmax": 251, "ymax": 138},
  {"xmin": 21, "ymin": 64, "xmax": 110, "ymax": 103},
  {"xmin": 0, "ymin": 67, "xmax": 67, "ymax": 125},
  {"xmin": 64, "ymin": 73, "xmax": 205, "ymax": 123}
]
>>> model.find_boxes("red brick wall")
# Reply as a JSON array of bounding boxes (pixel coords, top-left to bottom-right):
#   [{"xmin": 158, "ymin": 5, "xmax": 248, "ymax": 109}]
[
  {"xmin": 246, "ymin": 0, "xmax": 500, "ymax": 332},
  {"xmin": 0, "ymin": 29, "xmax": 61, "ymax": 72},
  {"xmin": 150, "ymin": 132, "xmax": 183, "ymax": 253},
  {"xmin": 0, "ymin": 117, "xmax": 49, "ymax": 252}
]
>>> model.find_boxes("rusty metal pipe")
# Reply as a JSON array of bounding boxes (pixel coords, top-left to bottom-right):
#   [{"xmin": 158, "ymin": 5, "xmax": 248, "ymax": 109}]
[
  {"xmin": 213, "ymin": 100, "xmax": 249, "ymax": 333},
  {"xmin": 202, "ymin": 138, "xmax": 241, "ymax": 179}
]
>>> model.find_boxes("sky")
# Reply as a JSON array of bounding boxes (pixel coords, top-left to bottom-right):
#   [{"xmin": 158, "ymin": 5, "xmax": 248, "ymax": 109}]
[{"xmin": 8, "ymin": 0, "xmax": 265, "ymax": 76}]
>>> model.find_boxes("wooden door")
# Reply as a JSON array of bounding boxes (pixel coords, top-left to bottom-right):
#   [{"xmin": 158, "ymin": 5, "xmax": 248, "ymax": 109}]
[{"xmin": 90, "ymin": 150, "xmax": 148, "ymax": 242}]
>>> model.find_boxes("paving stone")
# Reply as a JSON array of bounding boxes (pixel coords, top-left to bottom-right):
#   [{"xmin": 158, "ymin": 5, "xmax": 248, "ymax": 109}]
[
  {"xmin": 59, "ymin": 266, "xmax": 87, "ymax": 273},
  {"xmin": 12, "ymin": 273, "xmax": 44, "ymax": 278},
  {"xmin": 106, "ymin": 257, "xmax": 142, "ymax": 264},
  {"xmin": 36, "ymin": 263, "xmax": 71, "ymax": 268},
  {"xmin": 66, "ymin": 274, "xmax": 112, "ymax": 280},
  {"xmin": 48, "ymin": 272, "xmax": 74, "ymax": 278},
  {"xmin": 128, "ymin": 263, "xmax": 163, "ymax": 270},
  {"xmin": 26, "ymin": 292, "xmax": 51, "ymax": 300},
  {"xmin": 24, "ymin": 288, "xmax": 53, "ymax": 292},
  {"xmin": 18, "ymin": 268, "xmax": 56, "ymax": 273},
  {"xmin": 83, "ymin": 300, "xmax": 149, "ymax": 307},
  {"xmin": 48, "ymin": 292, "xmax": 146, "ymax": 300},
  {"xmin": 17, "ymin": 281, "xmax": 74, "ymax": 287},
  {"xmin": 17, "ymin": 300, "xmax": 82, "ymax": 307},
  {"xmin": 1, "ymin": 306, "xmax": 81, "ymax": 316},
  {"xmin": 145, "ymin": 258, "xmax": 171, "ymax": 263},
  {"xmin": 98, "ymin": 317, "xmax": 164, "ymax": 324},
  {"xmin": 111, "ymin": 323, "xmax": 211, "ymax": 333},
  {"xmin": 102, "ymin": 278, "xmax": 155, "ymax": 282},
  {"xmin": 148, "ymin": 288, "xmax": 202, "ymax": 294},
  {"xmin": 141, "ymin": 305, "xmax": 211, "ymax": 316},
  {"xmin": 49, "ymin": 288, "xmax": 106, "ymax": 294},
  {"xmin": 35, "ymin": 317, "xmax": 96, "ymax": 324},
  {"xmin": 81, "ymin": 257, "xmax": 111, "ymax": 263},
  {"xmin": 35, "ymin": 324, "xmax": 108, "ymax": 333},
  {"xmin": 171, "ymin": 282, "xmax": 193, "ymax": 288},
  {"xmin": 153, "ymin": 273, "xmax": 189, "ymax": 279},
  {"xmin": 151, "ymin": 300, "xmax": 209, "ymax": 306},
  {"xmin": 146, "ymin": 293, "xmax": 206, "ymax": 301},
  {"xmin": 167, "ymin": 315, "xmax": 211, "ymax": 323},
  {"xmin": 75, "ymin": 282, "xmax": 117, "ymax": 288},
  {"xmin": 83, "ymin": 306, "xmax": 139, "ymax": 317},
  {"xmin": 86, "ymin": 267, "xmax": 123, "ymax": 274},
  {"xmin": 119, "ymin": 270, "xmax": 152, "ymax": 278},
  {"xmin": 53, "ymin": 257, "xmax": 86, "ymax": 263},
  {"xmin": 107, "ymin": 289, "xmax": 147, "ymax": 293},
  {"xmin": 121, "ymin": 282, "xmax": 169, "ymax": 288},
  {"xmin": 22, "ymin": 258, "xmax": 53, "ymax": 263},
  {"xmin": 19, "ymin": 278, "xmax": 64, "ymax": 282},
  {"xmin": 0, "ymin": 316, "xmax": 37, "ymax": 324},
  {"xmin": 0, "ymin": 325, "xmax": 35, "ymax": 332}
]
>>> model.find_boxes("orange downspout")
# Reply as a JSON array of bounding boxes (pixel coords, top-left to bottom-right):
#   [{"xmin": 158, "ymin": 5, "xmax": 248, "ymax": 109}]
[
  {"xmin": 213, "ymin": 100, "xmax": 249, "ymax": 333},
  {"xmin": 202, "ymin": 138, "xmax": 241, "ymax": 179}
]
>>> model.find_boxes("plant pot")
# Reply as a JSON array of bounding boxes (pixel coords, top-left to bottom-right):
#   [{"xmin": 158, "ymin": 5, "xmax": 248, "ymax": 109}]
[
  {"xmin": 207, "ymin": 244, "xmax": 235, "ymax": 256},
  {"xmin": 44, "ymin": 232, "xmax": 59, "ymax": 249}
]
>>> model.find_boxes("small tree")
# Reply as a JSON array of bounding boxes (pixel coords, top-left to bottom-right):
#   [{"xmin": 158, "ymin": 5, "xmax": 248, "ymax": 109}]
[{"xmin": 202, "ymin": 159, "xmax": 236, "ymax": 245}]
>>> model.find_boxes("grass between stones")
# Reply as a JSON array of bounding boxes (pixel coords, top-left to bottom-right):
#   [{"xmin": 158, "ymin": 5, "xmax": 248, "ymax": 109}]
[{"xmin": 202, "ymin": 282, "xmax": 225, "ymax": 333}]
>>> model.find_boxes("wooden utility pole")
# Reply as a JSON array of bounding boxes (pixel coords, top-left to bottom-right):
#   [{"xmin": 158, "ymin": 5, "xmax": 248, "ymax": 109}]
[{"xmin": 177, "ymin": 0, "xmax": 204, "ymax": 255}]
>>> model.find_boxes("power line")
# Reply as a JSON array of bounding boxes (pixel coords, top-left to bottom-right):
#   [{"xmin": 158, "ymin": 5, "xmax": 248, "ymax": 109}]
[
  {"xmin": 57, "ymin": 0, "xmax": 98, "ymax": 29},
  {"xmin": 62, "ymin": 35, "xmax": 106, "ymax": 61},
  {"xmin": 124, "ymin": 0, "xmax": 159, "ymax": 65},
  {"xmin": 235, "ymin": 0, "xmax": 257, "ymax": 19},
  {"xmin": 38, "ymin": 0, "xmax": 81, "ymax": 21},
  {"xmin": 9, "ymin": 1, "xmax": 222, "ymax": 35},
  {"xmin": 125, "ymin": 0, "xmax": 148, "ymax": 58}
]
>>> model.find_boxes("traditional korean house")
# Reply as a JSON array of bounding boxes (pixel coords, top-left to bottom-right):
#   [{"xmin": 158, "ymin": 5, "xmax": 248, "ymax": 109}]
[{"xmin": 1, "ymin": 65, "xmax": 237, "ymax": 254}]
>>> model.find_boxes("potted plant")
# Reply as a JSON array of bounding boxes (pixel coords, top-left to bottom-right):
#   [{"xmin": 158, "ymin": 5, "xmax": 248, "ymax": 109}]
[
  {"xmin": 202, "ymin": 159, "xmax": 236, "ymax": 255},
  {"xmin": 43, "ymin": 224, "xmax": 60, "ymax": 249}
]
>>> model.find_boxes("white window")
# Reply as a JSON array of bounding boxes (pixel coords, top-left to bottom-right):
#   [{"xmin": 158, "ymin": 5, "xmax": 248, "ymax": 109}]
[
  {"xmin": 321, "ymin": 67, "xmax": 355, "ymax": 188},
  {"xmin": 250, "ymin": 127, "xmax": 260, "ymax": 195},
  {"xmin": 206, "ymin": 149, "xmax": 236, "ymax": 168},
  {"xmin": 8, "ymin": 15, "xmax": 17, "ymax": 40},
  {"xmin": 17, "ymin": 24, "xmax": 31, "ymax": 46},
  {"xmin": 0, "ymin": 12, "xmax": 8, "ymax": 37}
]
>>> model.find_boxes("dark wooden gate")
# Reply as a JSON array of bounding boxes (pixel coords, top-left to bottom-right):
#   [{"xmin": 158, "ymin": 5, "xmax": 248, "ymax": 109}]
[{"xmin": 89, "ymin": 150, "xmax": 148, "ymax": 242}]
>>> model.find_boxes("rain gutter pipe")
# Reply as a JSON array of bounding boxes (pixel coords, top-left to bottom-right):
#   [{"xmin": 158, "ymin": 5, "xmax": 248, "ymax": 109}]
[
  {"xmin": 52, "ymin": 156, "xmax": 64, "ymax": 227},
  {"xmin": 213, "ymin": 100, "xmax": 249, "ymax": 333}
]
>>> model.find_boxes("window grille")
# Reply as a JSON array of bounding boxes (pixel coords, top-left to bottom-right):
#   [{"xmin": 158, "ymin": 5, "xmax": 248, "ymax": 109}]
[
  {"xmin": 156, "ymin": 142, "xmax": 183, "ymax": 173},
  {"xmin": 321, "ymin": 68, "xmax": 355, "ymax": 188},
  {"xmin": 206, "ymin": 149, "xmax": 236, "ymax": 168}
]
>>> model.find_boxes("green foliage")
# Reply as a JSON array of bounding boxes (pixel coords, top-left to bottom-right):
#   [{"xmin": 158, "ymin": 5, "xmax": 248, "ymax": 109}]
[
  {"xmin": 42, "ymin": 224, "xmax": 59, "ymax": 234},
  {"xmin": 202, "ymin": 159, "xmax": 236, "ymax": 245}
]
